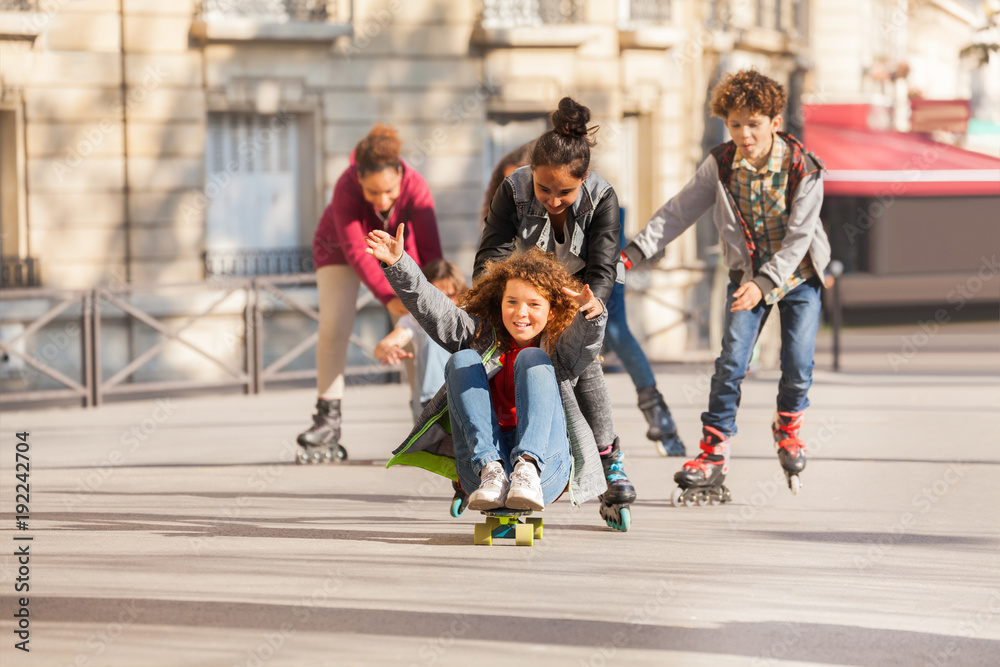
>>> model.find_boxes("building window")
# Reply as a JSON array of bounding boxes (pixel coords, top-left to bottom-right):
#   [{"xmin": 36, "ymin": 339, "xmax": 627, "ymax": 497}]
[
  {"xmin": 620, "ymin": 0, "xmax": 671, "ymax": 26},
  {"xmin": 0, "ymin": 106, "xmax": 36, "ymax": 288},
  {"xmin": 480, "ymin": 0, "xmax": 586, "ymax": 28},
  {"xmin": 199, "ymin": 0, "xmax": 328, "ymax": 23},
  {"xmin": 203, "ymin": 112, "xmax": 315, "ymax": 277}
]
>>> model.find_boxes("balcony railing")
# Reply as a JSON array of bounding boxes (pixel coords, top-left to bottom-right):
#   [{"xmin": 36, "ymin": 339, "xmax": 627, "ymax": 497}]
[
  {"xmin": 1, "ymin": 257, "xmax": 40, "ymax": 288},
  {"xmin": 200, "ymin": 0, "xmax": 329, "ymax": 23},
  {"xmin": 480, "ymin": 0, "xmax": 585, "ymax": 28},
  {"xmin": 204, "ymin": 248, "xmax": 314, "ymax": 278},
  {"xmin": 0, "ymin": 0, "xmax": 40, "ymax": 9},
  {"xmin": 622, "ymin": 0, "xmax": 671, "ymax": 25}
]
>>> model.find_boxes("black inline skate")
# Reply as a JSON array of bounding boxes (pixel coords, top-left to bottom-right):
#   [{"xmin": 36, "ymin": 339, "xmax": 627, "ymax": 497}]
[
  {"xmin": 670, "ymin": 426, "xmax": 732, "ymax": 507},
  {"xmin": 772, "ymin": 410, "xmax": 807, "ymax": 495},
  {"xmin": 637, "ymin": 386, "xmax": 686, "ymax": 457},
  {"xmin": 296, "ymin": 398, "xmax": 348, "ymax": 464},
  {"xmin": 449, "ymin": 480, "xmax": 469, "ymax": 517},
  {"xmin": 598, "ymin": 438, "xmax": 636, "ymax": 531}
]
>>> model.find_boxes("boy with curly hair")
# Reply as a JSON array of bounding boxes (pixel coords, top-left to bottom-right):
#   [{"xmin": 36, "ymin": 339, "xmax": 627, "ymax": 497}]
[{"xmin": 621, "ymin": 69, "xmax": 831, "ymax": 503}]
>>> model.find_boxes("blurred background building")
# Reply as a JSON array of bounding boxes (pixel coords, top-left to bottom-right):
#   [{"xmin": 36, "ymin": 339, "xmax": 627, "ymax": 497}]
[{"xmin": 1, "ymin": 0, "xmax": 998, "ymax": 404}]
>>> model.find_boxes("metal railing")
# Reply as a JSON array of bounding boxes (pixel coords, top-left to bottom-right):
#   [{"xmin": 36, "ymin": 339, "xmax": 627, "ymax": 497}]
[
  {"xmin": 0, "ymin": 1, "xmax": 42, "ymax": 10},
  {"xmin": 480, "ymin": 0, "xmax": 585, "ymax": 28},
  {"xmin": 204, "ymin": 248, "xmax": 314, "ymax": 278},
  {"xmin": 0, "ymin": 288, "xmax": 93, "ymax": 406},
  {"xmin": 622, "ymin": 0, "xmax": 671, "ymax": 24},
  {"xmin": 0, "ymin": 275, "xmax": 392, "ymax": 407},
  {"xmin": 1, "ymin": 257, "xmax": 41, "ymax": 288},
  {"xmin": 200, "ymin": 0, "xmax": 329, "ymax": 22}
]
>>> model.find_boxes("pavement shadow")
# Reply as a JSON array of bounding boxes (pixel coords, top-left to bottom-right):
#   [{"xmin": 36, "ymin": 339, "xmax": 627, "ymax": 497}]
[{"xmin": 7, "ymin": 595, "xmax": 998, "ymax": 665}]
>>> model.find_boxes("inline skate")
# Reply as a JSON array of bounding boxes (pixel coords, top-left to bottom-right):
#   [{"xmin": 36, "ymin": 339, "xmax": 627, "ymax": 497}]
[
  {"xmin": 296, "ymin": 398, "xmax": 348, "ymax": 464},
  {"xmin": 598, "ymin": 438, "xmax": 636, "ymax": 531},
  {"xmin": 670, "ymin": 426, "xmax": 732, "ymax": 507},
  {"xmin": 772, "ymin": 410, "xmax": 807, "ymax": 495},
  {"xmin": 637, "ymin": 386, "xmax": 686, "ymax": 457}
]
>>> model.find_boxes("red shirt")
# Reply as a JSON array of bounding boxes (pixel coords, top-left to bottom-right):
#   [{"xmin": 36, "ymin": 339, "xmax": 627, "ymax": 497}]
[
  {"xmin": 312, "ymin": 159, "xmax": 443, "ymax": 306},
  {"xmin": 490, "ymin": 342, "xmax": 538, "ymax": 432}
]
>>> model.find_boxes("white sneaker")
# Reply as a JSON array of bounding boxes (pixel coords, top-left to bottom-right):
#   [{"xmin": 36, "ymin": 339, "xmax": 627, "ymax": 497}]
[
  {"xmin": 505, "ymin": 456, "xmax": 544, "ymax": 511},
  {"xmin": 467, "ymin": 461, "xmax": 508, "ymax": 511}
]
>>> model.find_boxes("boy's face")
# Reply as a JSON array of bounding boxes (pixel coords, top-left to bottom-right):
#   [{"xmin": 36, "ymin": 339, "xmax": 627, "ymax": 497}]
[
  {"xmin": 501, "ymin": 278, "xmax": 554, "ymax": 347},
  {"xmin": 432, "ymin": 278, "xmax": 460, "ymax": 305},
  {"xmin": 725, "ymin": 108, "xmax": 782, "ymax": 166},
  {"xmin": 532, "ymin": 165, "xmax": 585, "ymax": 219}
]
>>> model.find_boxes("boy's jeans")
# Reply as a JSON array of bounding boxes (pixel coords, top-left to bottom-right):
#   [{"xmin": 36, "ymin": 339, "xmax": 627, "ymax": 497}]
[
  {"xmin": 702, "ymin": 278, "xmax": 822, "ymax": 437},
  {"xmin": 446, "ymin": 348, "xmax": 570, "ymax": 507}
]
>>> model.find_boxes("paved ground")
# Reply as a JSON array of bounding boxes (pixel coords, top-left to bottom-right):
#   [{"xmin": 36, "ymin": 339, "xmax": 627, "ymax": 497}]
[{"xmin": 1, "ymin": 322, "xmax": 999, "ymax": 666}]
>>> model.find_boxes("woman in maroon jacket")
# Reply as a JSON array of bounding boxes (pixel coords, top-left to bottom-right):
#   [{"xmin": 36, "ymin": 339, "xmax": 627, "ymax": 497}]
[{"xmin": 298, "ymin": 124, "xmax": 443, "ymax": 463}]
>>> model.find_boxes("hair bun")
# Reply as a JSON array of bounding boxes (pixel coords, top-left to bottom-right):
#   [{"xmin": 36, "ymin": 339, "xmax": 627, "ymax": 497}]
[
  {"xmin": 551, "ymin": 97, "xmax": 592, "ymax": 139},
  {"xmin": 368, "ymin": 123, "xmax": 399, "ymax": 141}
]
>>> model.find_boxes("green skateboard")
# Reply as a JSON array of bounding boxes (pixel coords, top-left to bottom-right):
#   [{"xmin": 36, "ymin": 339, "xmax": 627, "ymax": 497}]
[{"xmin": 474, "ymin": 508, "xmax": 543, "ymax": 546}]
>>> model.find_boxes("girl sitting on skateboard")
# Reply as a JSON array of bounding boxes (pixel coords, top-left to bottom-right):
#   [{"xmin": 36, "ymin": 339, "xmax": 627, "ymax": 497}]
[{"xmin": 367, "ymin": 225, "xmax": 609, "ymax": 512}]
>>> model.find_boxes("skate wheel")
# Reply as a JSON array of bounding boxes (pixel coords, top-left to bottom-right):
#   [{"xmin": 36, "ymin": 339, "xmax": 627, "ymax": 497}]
[
  {"xmin": 789, "ymin": 475, "xmax": 801, "ymax": 495},
  {"xmin": 321, "ymin": 449, "xmax": 333, "ymax": 463},
  {"xmin": 295, "ymin": 450, "xmax": 308, "ymax": 464},
  {"xmin": 527, "ymin": 516, "xmax": 543, "ymax": 539},
  {"xmin": 515, "ymin": 523, "xmax": 534, "ymax": 546},
  {"xmin": 710, "ymin": 495, "xmax": 722, "ymax": 506},
  {"xmin": 335, "ymin": 445, "xmax": 348, "ymax": 462},
  {"xmin": 474, "ymin": 523, "xmax": 492, "ymax": 546},
  {"xmin": 683, "ymin": 492, "xmax": 697, "ymax": 508},
  {"xmin": 654, "ymin": 440, "xmax": 668, "ymax": 457},
  {"xmin": 449, "ymin": 495, "xmax": 467, "ymax": 518},
  {"xmin": 696, "ymin": 491, "xmax": 710, "ymax": 507},
  {"xmin": 617, "ymin": 507, "xmax": 631, "ymax": 532},
  {"xmin": 670, "ymin": 487, "xmax": 684, "ymax": 507}
]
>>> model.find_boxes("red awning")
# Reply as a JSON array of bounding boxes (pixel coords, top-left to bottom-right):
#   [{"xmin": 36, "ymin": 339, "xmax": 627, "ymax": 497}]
[{"xmin": 802, "ymin": 123, "xmax": 1000, "ymax": 197}]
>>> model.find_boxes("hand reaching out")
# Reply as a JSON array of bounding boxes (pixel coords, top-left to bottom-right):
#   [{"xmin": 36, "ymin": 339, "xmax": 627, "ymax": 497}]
[
  {"xmin": 562, "ymin": 284, "xmax": 604, "ymax": 320},
  {"xmin": 365, "ymin": 223, "xmax": 405, "ymax": 266},
  {"xmin": 374, "ymin": 340, "xmax": 413, "ymax": 366}
]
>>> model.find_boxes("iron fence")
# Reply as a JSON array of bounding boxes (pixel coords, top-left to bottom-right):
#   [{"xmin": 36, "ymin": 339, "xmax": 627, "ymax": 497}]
[
  {"xmin": 204, "ymin": 248, "xmax": 314, "ymax": 278},
  {"xmin": 1, "ymin": 257, "xmax": 41, "ymax": 288},
  {"xmin": 480, "ymin": 0, "xmax": 585, "ymax": 28},
  {"xmin": 199, "ymin": 0, "xmax": 329, "ymax": 22}
]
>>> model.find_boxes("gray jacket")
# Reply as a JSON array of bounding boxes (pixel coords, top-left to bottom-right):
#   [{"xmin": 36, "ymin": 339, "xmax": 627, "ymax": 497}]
[
  {"xmin": 624, "ymin": 152, "xmax": 830, "ymax": 302},
  {"xmin": 382, "ymin": 252, "xmax": 609, "ymax": 506}
]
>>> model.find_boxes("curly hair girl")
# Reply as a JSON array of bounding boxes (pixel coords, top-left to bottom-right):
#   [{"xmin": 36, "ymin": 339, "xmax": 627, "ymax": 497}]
[{"xmin": 461, "ymin": 249, "xmax": 583, "ymax": 355}]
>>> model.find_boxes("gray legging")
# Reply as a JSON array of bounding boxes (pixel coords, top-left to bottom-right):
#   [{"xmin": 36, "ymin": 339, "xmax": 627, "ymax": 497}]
[{"xmin": 572, "ymin": 358, "xmax": 617, "ymax": 451}]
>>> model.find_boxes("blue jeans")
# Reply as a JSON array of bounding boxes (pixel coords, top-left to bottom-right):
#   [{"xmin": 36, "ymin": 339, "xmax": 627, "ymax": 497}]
[
  {"xmin": 605, "ymin": 279, "xmax": 656, "ymax": 392},
  {"xmin": 702, "ymin": 278, "xmax": 822, "ymax": 436},
  {"xmin": 446, "ymin": 348, "xmax": 570, "ymax": 507}
]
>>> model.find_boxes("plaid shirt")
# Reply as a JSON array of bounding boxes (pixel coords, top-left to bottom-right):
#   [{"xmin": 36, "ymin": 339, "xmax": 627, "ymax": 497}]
[{"xmin": 729, "ymin": 134, "xmax": 816, "ymax": 304}]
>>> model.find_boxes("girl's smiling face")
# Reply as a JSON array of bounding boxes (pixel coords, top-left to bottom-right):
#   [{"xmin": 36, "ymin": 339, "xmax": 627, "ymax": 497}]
[
  {"xmin": 532, "ymin": 164, "xmax": 585, "ymax": 218},
  {"xmin": 501, "ymin": 278, "xmax": 554, "ymax": 347}
]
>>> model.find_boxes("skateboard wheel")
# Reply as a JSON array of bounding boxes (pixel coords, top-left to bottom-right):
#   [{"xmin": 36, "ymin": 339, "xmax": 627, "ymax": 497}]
[
  {"xmin": 526, "ymin": 517, "xmax": 543, "ymax": 539},
  {"xmin": 514, "ymin": 523, "xmax": 533, "ymax": 546},
  {"xmin": 474, "ymin": 523, "xmax": 492, "ymax": 546}
]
